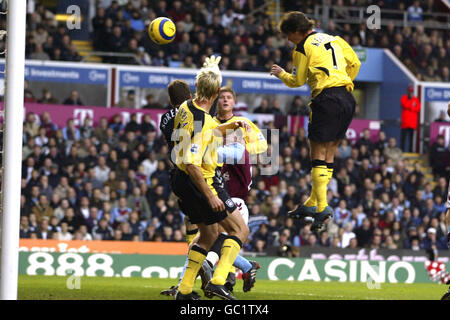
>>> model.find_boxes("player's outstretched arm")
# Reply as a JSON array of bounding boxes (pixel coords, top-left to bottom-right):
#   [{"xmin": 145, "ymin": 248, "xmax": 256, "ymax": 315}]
[
  {"xmin": 270, "ymin": 54, "xmax": 307, "ymax": 88},
  {"xmin": 236, "ymin": 117, "xmax": 268, "ymax": 155},
  {"xmin": 270, "ymin": 64, "xmax": 285, "ymax": 77},
  {"xmin": 214, "ymin": 120, "xmax": 251, "ymax": 136}
]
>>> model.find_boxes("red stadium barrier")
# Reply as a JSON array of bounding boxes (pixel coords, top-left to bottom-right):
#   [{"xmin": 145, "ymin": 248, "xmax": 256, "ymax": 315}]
[
  {"xmin": 430, "ymin": 121, "xmax": 450, "ymax": 147},
  {"xmin": 22, "ymin": 103, "xmax": 167, "ymax": 134}
]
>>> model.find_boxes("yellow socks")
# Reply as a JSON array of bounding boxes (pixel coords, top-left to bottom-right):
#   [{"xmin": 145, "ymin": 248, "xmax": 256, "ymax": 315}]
[
  {"xmin": 304, "ymin": 189, "xmax": 317, "ymax": 207},
  {"xmin": 178, "ymin": 244, "xmax": 207, "ymax": 294},
  {"xmin": 185, "ymin": 228, "xmax": 198, "ymax": 246},
  {"xmin": 311, "ymin": 160, "xmax": 329, "ymax": 212},
  {"xmin": 327, "ymin": 166, "xmax": 334, "ymax": 183},
  {"xmin": 211, "ymin": 236, "xmax": 242, "ymax": 285},
  {"xmin": 304, "ymin": 162, "xmax": 333, "ymax": 209}
]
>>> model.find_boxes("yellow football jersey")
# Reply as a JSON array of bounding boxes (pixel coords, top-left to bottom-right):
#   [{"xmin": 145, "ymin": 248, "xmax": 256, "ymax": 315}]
[
  {"xmin": 213, "ymin": 115, "xmax": 268, "ymax": 155},
  {"xmin": 279, "ymin": 32, "xmax": 361, "ymax": 98},
  {"xmin": 173, "ymin": 99, "xmax": 221, "ymax": 179}
]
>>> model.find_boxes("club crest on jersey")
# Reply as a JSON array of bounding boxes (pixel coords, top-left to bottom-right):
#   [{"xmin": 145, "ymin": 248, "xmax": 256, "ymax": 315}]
[
  {"xmin": 190, "ymin": 144, "xmax": 200, "ymax": 154},
  {"xmin": 226, "ymin": 199, "xmax": 235, "ymax": 208}
]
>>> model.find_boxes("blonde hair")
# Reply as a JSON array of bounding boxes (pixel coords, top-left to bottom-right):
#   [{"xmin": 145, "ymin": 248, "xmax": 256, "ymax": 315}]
[{"xmin": 195, "ymin": 68, "xmax": 222, "ymax": 101}]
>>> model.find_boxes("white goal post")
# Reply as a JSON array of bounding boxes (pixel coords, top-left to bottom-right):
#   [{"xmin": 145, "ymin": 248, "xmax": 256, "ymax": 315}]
[{"xmin": 0, "ymin": 0, "xmax": 26, "ymax": 300}]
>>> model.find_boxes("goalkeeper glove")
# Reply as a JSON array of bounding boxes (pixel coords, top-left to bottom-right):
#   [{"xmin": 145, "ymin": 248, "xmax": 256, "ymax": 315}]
[{"xmin": 203, "ymin": 55, "xmax": 222, "ymax": 73}]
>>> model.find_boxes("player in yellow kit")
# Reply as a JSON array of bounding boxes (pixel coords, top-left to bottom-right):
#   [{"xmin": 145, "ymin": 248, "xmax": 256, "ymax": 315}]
[
  {"xmin": 270, "ymin": 11, "xmax": 361, "ymax": 231},
  {"xmin": 171, "ymin": 56, "xmax": 251, "ymax": 300}
]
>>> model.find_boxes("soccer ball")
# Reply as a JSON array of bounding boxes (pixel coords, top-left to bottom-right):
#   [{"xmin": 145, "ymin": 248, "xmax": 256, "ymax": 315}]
[{"xmin": 148, "ymin": 17, "xmax": 176, "ymax": 45}]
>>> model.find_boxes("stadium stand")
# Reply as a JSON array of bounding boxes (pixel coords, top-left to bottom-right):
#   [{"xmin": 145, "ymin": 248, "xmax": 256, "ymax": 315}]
[
  {"xmin": 16, "ymin": 0, "xmax": 450, "ymax": 255},
  {"xmin": 23, "ymin": 0, "xmax": 449, "ymax": 81},
  {"xmin": 18, "ymin": 106, "xmax": 449, "ymax": 253}
]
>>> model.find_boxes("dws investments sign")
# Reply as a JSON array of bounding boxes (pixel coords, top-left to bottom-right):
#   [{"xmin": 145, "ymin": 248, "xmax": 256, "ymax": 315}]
[
  {"xmin": 119, "ymin": 70, "xmax": 196, "ymax": 88},
  {"xmin": 118, "ymin": 69, "xmax": 310, "ymax": 95},
  {"xmin": 11, "ymin": 64, "xmax": 108, "ymax": 85},
  {"xmin": 425, "ymin": 87, "xmax": 450, "ymax": 102}
]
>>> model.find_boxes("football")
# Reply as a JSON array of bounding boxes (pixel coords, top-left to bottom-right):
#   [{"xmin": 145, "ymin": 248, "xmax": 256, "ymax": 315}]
[{"xmin": 148, "ymin": 17, "xmax": 176, "ymax": 45}]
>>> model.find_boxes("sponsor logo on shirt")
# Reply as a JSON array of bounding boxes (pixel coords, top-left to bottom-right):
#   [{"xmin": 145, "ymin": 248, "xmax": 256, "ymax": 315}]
[{"xmin": 190, "ymin": 144, "xmax": 199, "ymax": 154}]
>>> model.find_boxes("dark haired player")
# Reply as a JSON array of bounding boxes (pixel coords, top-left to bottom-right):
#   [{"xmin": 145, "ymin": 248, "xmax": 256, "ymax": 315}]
[
  {"xmin": 160, "ymin": 80, "xmax": 193, "ymax": 157},
  {"xmin": 159, "ymin": 80, "xmax": 205, "ymax": 298},
  {"xmin": 159, "ymin": 79, "xmax": 202, "ymax": 245},
  {"xmin": 270, "ymin": 11, "xmax": 361, "ymax": 231}
]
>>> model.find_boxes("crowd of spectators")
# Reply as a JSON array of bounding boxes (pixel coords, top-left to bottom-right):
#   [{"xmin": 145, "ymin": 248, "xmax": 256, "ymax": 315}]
[
  {"xmin": 22, "ymin": 0, "xmax": 449, "ymax": 82},
  {"xmin": 24, "ymin": 3, "xmax": 83, "ymax": 62},
  {"xmin": 23, "ymin": 81, "xmax": 85, "ymax": 106},
  {"xmin": 244, "ymin": 126, "xmax": 449, "ymax": 256},
  {"xmin": 16, "ymin": 0, "xmax": 450, "ymax": 255},
  {"xmin": 19, "ymin": 108, "xmax": 450, "ymax": 255},
  {"xmin": 321, "ymin": 1, "xmax": 450, "ymax": 82}
]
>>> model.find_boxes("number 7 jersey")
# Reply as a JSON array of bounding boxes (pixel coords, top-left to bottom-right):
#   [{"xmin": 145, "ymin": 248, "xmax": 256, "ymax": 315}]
[{"xmin": 279, "ymin": 31, "xmax": 361, "ymax": 98}]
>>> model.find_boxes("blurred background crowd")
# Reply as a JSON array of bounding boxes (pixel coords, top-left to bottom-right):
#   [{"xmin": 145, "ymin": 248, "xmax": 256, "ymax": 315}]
[
  {"xmin": 12, "ymin": 0, "xmax": 450, "ymax": 255},
  {"xmin": 23, "ymin": 0, "xmax": 449, "ymax": 81},
  {"xmin": 18, "ymin": 107, "xmax": 450, "ymax": 255}
]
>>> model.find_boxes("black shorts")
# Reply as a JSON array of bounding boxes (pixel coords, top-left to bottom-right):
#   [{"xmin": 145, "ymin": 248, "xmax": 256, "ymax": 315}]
[
  {"xmin": 171, "ymin": 167, "xmax": 237, "ymax": 225},
  {"xmin": 308, "ymin": 86, "xmax": 356, "ymax": 142}
]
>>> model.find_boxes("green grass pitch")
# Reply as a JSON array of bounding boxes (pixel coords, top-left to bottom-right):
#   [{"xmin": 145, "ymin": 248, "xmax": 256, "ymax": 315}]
[{"xmin": 18, "ymin": 275, "xmax": 447, "ymax": 300}]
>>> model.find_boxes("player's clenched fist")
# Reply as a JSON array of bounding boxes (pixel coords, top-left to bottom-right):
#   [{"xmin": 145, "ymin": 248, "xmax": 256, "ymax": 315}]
[
  {"xmin": 234, "ymin": 120, "xmax": 251, "ymax": 132},
  {"xmin": 208, "ymin": 195, "xmax": 225, "ymax": 212},
  {"xmin": 270, "ymin": 64, "xmax": 284, "ymax": 78}
]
